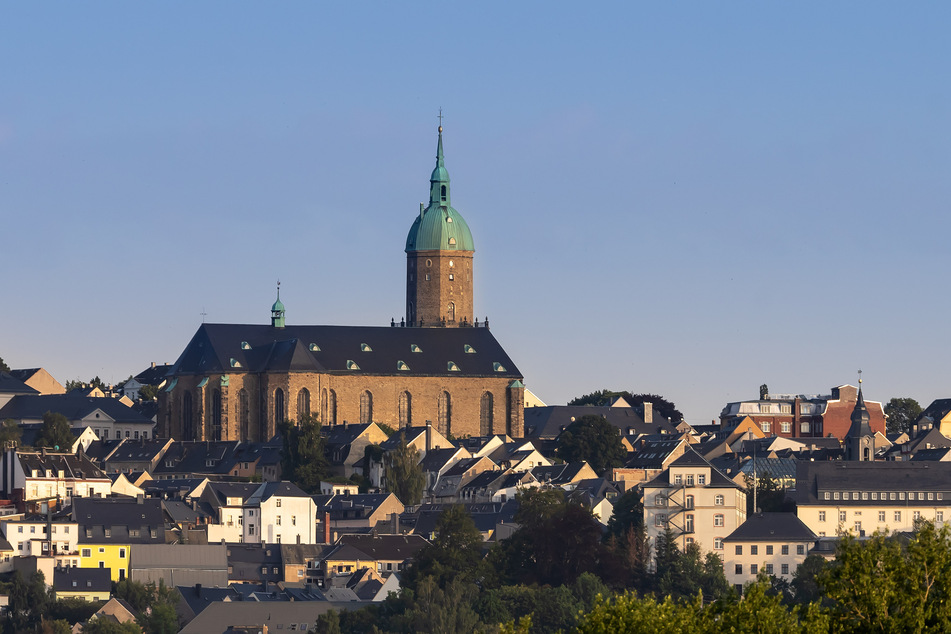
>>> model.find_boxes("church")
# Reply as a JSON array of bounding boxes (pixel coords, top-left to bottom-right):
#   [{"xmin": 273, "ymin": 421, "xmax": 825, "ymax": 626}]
[{"xmin": 158, "ymin": 125, "xmax": 525, "ymax": 441}]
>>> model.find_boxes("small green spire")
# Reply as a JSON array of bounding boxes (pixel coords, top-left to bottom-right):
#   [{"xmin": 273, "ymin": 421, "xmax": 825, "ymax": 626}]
[
  {"xmin": 271, "ymin": 281, "xmax": 285, "ymax": 328},
  {"xmin": 430, "ymin": 120, "xmax": 450, "ymax": 206}
]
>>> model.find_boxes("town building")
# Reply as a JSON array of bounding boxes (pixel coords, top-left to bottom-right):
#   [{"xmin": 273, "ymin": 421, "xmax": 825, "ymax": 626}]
[
  {"xmin": 723, "ymin": 513, "xmax": 817, "ymax": 592},
  {"xmin": 642, "ymin": 449, "xmax": 747, "ymax": 562}
]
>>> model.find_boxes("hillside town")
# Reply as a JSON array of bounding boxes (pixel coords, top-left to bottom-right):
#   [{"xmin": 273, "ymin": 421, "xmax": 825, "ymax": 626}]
[{"xmin": 2, "ymin": 125, "xmax": 951, "ymax": 634}]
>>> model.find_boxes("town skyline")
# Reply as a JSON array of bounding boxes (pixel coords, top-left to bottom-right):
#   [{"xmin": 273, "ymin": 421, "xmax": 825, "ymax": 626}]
[{"xmin": 3, "ymin": 3, "xmax": 950, "ymax": 423}]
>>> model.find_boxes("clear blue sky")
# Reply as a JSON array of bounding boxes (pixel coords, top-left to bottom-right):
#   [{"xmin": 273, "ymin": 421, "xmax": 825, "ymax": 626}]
[{"xmin": 2, "ymin": 3, "xmax": 949, "ymax": 423}]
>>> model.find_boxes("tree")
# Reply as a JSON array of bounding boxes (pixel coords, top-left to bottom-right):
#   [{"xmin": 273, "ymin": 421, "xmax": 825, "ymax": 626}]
[
  {"xmin": 385, "ymin": 435, "xmax": 425, "ymax": 505},
  {"xmin": 404, "ymin": 505, "xmax": 485, "ymax": 591},
  {"xmin": 556, "ymin": 415, "xmax": 627, "ymax": 476},
  {"xmin": 790, "ymin": 553, "xmax": 830, "ymax": 607},
  {"xmin": 568, "ymin": 390, "xmax": 683, "ymax": 423},
  {"xmin": 35, "ymin": 412, "xmax": 76, "ymax": 450},
  {"xmin": 760, "ymin": 383, "xmax": 769, "ymax": 400},
  {"xmin": 113, "ymin": 579, "xmax": 150, "ymax": 613},
  {"xmin": 0, "ymin": 357, "xmax": 9, "ymax": 373},
  {"xmin": 884, "ymin": 397, "xmax": 922, "ymax": 435},
  {"xmin": 606, "ymin": 490, "xmax": 643, "ymax": 540},
  {"xmin": 278, "ymin": 414, "xmax": 329, "ymax": 493},
  {"xmin": 0, "ymin": 419, "xmax": 21, "ymax": 447},
  {"xmin": 138, "ymin": 385, "xmax": 160, "ymax": 401},
  {"xmin": 404, "ymin": 576, "xmax": 480, "ymax": 634},
  {"xmin": 135, "ymin": 580, "xmax": 179, "ymax": 634}
]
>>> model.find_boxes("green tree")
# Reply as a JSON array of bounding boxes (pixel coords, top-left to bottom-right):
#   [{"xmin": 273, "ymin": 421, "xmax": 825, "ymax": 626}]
[
  {"xmin": 568, "ymin": 390, "xmax": 684, "ymax": 423},
  {"xmin": 884, "ymin": 397, "xmax": 923, "ymax": 435},
  {"xmin": 744, "ymin": 474, "xmax": 793, "ymax": 514},
  {"xmin": 790, "ymin": 553, "xmax": 829, "ymax": 607},
  {"xmin": 278, "ymin": 414, "xmax": 329, "ymax": 493},
  {"xmin": 113, "ymin": 579, "xmax": 150, "ymax": 613},
  {"xmin": 82, "ymin": 620, "xmax": 142, "ymax": 634},
  {"xmin": 404, "ymin": 576, "xmax": 480, "ymax": 634},
  {"xmin": 760, "ymin": 383, "xmax": 769, "ymax": 400},
  {"xmin": 0, "ymin": 419, "xmax": 22, "ymax": 447},
  {"xmin": 135, "ymin": 580, "xmax": 179, "ymax": 634},
  {"xmin": 556, "ymin": 415, "xmax": 627, "ymax": 476},
  {"xmin": 48, "ymin": 597, "xmax": 104, "ymax": 625},
  {"xmin": 606, "ymin": 489, "xmax": 643, "ymax": 539},
  {"xmin": 700, "ymin": 573, "xmax": 802, "ymax": 633},
  {"xmin": 0, "ymin": 357, "xmax": 10, "ymax": 373},
  {"xmin": 35, "ymin": 412, "xmax": 76, "ymax": 451},
  {"xmin": 653, "ymin": 531, "xmax": 729, "ymax": 602},
  {"xmin": 404, "ymin": 505, "xmax": 485, "ymax": 591},
  {"xmin": 385, "ymin": 434, "xmax": 425, "ymax": 505},
  {"xmin": 574, "ymin": 592, "xmax": 701, "ymax": 634},
  {"xmin": 138, "ymin": 385, "xmax": 160, "ymax": 401}
]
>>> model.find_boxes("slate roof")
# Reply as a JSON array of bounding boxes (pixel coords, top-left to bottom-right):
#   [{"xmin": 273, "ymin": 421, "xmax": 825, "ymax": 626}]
[
  {"xmin": 0, "ymin": 372, "xmax": 39, "ymax": 395},
  {"xmin": 625, "ymin": 438, "xmax": 685, "ymax": 469},
  {"xmin": 247, "ymin": 481, "xmax": 311, "ymax": 504},
  {"xmin": 168, "ymin": 323, "xmax": 521, "ymax": 378},
  {"xmin": 141, "ymin": 477, "xmax": 208, "ymax": 499},
  {"xmin": 133, "ymin": 364, "xmax": 173, "ymax": 386},
  {"xmin": 163, "ymin": 500, "xmax": 208, "ymax": 524},
  {"xmin": 524, "ymin": 405, "xmax": 677, "ymax": 439},
  {"xmin": 17, "ymin": 450, "xmax": 108, "ymax": 480},
  {"xmin": 337, "ymin": 534, "xmax": 429, "ymax": 561},
  {"xmin": 73, "ymin": 497, "xmax": 166, "ymax": 543},
  {"xmin": 54, "ymin": 566, "xmax": 112, "ymax": 593},
  {"xmin": 418, "ymin": 447, "xmax": 462, "ymax": 472},
  {"xmin": 152, "ymin": 441, "xmax": 242, "ymax": 477},
  {"xmin": 175, "ymin": 584, "xmax": 240, "ymax": 618},
  {"xmin": 0, "ymin": 394, "xmax": 152, "ymax": 424},
  {"xmin": 648, "ymin": 449, "xmax": 741, "ymax": 489},
  {"xmin": 724, "ymin": 513, "xmax": 817, "ymax": 542},
  {"xmin": 280, "ymin": 543, "xmax": 329, "ymax": 565},
  {"xmin": 412, "ymin": 501, "xmax": 517, "ymax": 536},
  {"xmin": 206, "ymin": 482, "xmax": 262, "ymax": 506},
  {"xmin": 796, "ymin": 461, "xmax": 951, "ymax": 505}
]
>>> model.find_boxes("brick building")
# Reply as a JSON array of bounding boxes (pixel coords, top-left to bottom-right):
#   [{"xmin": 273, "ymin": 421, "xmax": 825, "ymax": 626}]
[
  {"xmin": 719, "ymin": 384, "xmax": 886, "ymax": 441},
  {"xmin": 159, "ymin": 126, "xmax": 525, "ymax": 441}
]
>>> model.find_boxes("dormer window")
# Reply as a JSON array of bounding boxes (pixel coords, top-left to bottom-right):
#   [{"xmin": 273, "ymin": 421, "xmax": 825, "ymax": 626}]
[
  {"xmin": 447, "ymin": 361, "xmax": 460, "ymax": 372},
  {"xmin": 360, "ymin": 343, "xmax": 372, "ymax": 352},
  {"xmin": 397, "ymin": 361, "xmax": 410, "ymax": 371},
  {"xmin": 347, "ymin": 360, "xmax": 361, "ymax": 371},
  {"xmin": 241, "ymin": 342, "xmax": 251, "ymax": 350},
  {"xmin": 493, "ymin": 362, "xmax": 507, "ymax": 372},
  {"xmin": 464, "ymin": 344, "xmax": 476, "ymax": 354},
  {"xmin": 411, "ymin": 344, "xmax": 422, "ymax": 353},
  {"xmin": 309, "ymin": 343, "xmax": 320, "ymax": 352}
]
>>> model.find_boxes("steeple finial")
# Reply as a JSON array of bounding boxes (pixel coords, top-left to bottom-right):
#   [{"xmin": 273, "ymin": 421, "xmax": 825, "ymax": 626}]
[
  {"xmin": 429, "ymin": 113, "xmax": 450, "ymax": 206},
  {"xmin": 271, "ymin": 280, "xmax": 286, "ymax": 328}
]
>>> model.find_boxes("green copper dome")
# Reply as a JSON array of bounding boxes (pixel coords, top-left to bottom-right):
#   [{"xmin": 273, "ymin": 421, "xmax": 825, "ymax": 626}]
[
  {"xmin": 271, "ymin": 298, "xmax": 285, "ymax": 312},
  {"xmin": 405, "ymin": 126, "xmax": 475, "ymax": 253}
]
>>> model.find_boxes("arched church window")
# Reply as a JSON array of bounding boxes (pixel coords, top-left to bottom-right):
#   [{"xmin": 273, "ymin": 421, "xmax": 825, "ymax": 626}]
[
  {"xmin": 321, "ymin": 389, "xmax": 337, "ymax": 425},
  {"xmin": 360, "ymin": 391, "xmax": 373, "ymax": 425},
  {"xmin": 399, "ymin": 391, "xmax": 412, "ymax": 428},
  {"xmin": 275, "ymin": 389, "xmax": 285, "ymax": 425},
  {"xmin": 426, "ymin": 259, "xmax": 432, "ymax": 267},
  {"xmin": 438, "ymin": 391, "xmax": 452, "ymax": 436},
  {"xmin": 238, "ymin": 389, "xmax": 249, "ymax": 440},
  {"xmin": 182, "ymin": 391, "xmax": 193, "ymax": 440},
  {"xmin": 480, "ymin": 392, "xmax": 494, "ymax": 436},
  {"xmin": 297, "ymin": 388, "xmax": 311, "ymax": 419},
  {"xmin": 211, "ymin": 389, "xmax": 222, "ymax": 441}
]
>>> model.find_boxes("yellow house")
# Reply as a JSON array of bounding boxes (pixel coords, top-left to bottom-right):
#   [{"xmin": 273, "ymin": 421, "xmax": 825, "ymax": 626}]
[{"xmin": 79, "ymin": 543, "xmax": 131, "ymax": 582}]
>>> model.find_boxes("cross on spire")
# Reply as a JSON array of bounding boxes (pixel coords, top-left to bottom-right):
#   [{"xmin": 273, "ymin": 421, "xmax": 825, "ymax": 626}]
[{"xmin": 438, "ymin": 107, "xmax": 443, "ymax": 129}]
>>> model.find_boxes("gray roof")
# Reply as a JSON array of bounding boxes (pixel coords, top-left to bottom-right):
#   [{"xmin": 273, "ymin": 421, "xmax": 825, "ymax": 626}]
[
  {"xmin": 73, "ymin": 497, "xmax": 166, "ymax": 543},
  {"xmin": 53, "ymin": 566, "xmax": 112, "ymax": 593},
  {"xmin": 724, "ymin": 513, "xmax": 817, "ymax": 542},
  {"xmin": 0, "ymin": 394, "xmax": 152, "ymax": 424},
  {"xmin": 169, "ymin": 323, "xmax": 521, "ymax": 378},
  {"xmin": 796, "ymin": 461, "xmax": 951, "ymax": 505},
  {"xmin": 0, "ymin": 372, "xmax": 39, "ymax": 395},
  {"xmin": 524, "ymin": 405, "xmax": 677, "ymax": 439},
  {"xmin": 179, "ymin": 600, "xmax": 367, "ymax": 633}
]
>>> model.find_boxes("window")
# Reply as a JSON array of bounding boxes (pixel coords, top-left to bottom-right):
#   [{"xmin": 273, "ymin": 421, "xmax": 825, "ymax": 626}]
[
  {"xmin": 715, "ymin": 495, "xmax": 724, "ymax": 506},
  {"xmin": 895, "ymin": 511, "xmax": 902, "ymax": 522},
  {"xmin": 685, "ymin": 495, "xmax": 694, "ymax": 509},
  {"xmin": 674, "ymin": 474, "xmax": 682, "ymax": 485},
  {"xmin": 839, "ymin": 511, "xmax": 847, "ymax": 523},
  {"xmin": 400, "ymin": 391, "xmax": 413, "ymax": 427},
  {"xmin": 761, "ymin": 422, "xmax": 771, "ymax": 433},
  {"xmin": 119, "ymin": 548, "xmax": 126, "ymax": 558},
  {"xmin": 686, "ymin": 475, "xmax": 695, "ymax": 486},
  {"xmin": 480, "ymin": 392, "xmax": 493, "ymax": 435},
  {"xmin": 292, "ymin": 516, "xmax": 296, "ymax": 526},
  {"xmin": 697, "ymin": 474, "xmax": 706, "ymax": 485},
  {"xmin": 796, "ymin": 545, "xmax": 805, "ymax": 555},
  {"xmin": 714, "ymin": 514, "xmax": 724, "ymax": 527},
  {"xmin": 782, "ymin": 564, "xmax": 789, "ymax": 575},
  {"xmin": 800, "ymin": 422, "xmax": 810, "ymax": 433},
  {"xmin": 751, "ymin": 545, "xmax": 758, "ymax": 556},
  {"xmin": 81, "ymin": 548, "xmax": 91, "ymax": 558},
  {"xmin": 819, "ymin": 511, "xmax": 826, "ymax": 522},
  {"xmin": 438, "ymin": 391, "xmax": 452, "ymax": 435},
  {"xmin": 833, "ymin": 492, "xmax": 840, "ymax": 500},
  {"xmin": 781, "ymin": 545, "xmax": 789, "ymax": 555},
  {"xmin": 879, "ymin": 511, "xmax": 886, "ymax": 522},
  {"xmin": 914, "ymin": 511, "xmax": 921, "ymax": 521},
  {"xmin": 104, "ymin": 529, "xmax": 111, "ymax": 538},
  {"xmin": 17, "ymin": 527, "xmax": 21, "ymax": 534},
  {"xmin": 714, "ymin": 538, "xmax": 723, "ymax": 550},
  {"xmin": 751, "ymin": 564, "xmax": 758, "ymax": 575},
  {"xmin": 685, "ymin": 515, "xmax": 694, "ymax": 533},
  {"xmin": 360, "ymin": 390, "xmax": 373, "ymax": 425},
  {"xmin": 655, "ymin": 514, "xmax": 666, "ymax": 527},
  {"xmin": 766, "ymin": 545, "xmax": 773, "ymax": 555},
  {"xmin": 890, "ymin": 492, "xmax": 896, "ymax": 500},
  {"xmin": 765, "ymin": 564, "xmax": 774, "ymax": 575},
  {"xmin": 277, "ymin": 516, "xmax": 282, "ymax": 525},
  {"xmin": 735, "ymin": 545, "xmax": 743, "ymax": 555},
  {"xmin": 655, "ymin": 495, "xmax": 666, "ymax": 506},
  {"xmin": 735, "ymin": 564, "xmax": 743, "ymax": 575},
  {"xmin": 939, "ymin": 512, "xmax": 945, "ymax": 523},
  {"xmin": 781, "ymin": 422, "xmax": 791, "ymax": 434}
]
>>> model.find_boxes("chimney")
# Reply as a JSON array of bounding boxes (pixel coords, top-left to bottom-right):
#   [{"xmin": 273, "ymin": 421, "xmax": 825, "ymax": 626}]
[
  {"xmin": 137, "ymin": 494, "xmax": 144, "ymax": 505},
  {"xmin": 425, "ymin": 421, "xmax": 432, "ymax": 453},
  {"xmin": 643, "ymin": 402, "xmax": 653, "ymax": 424},
  {"xmin": 391, "ymin": 512, "xmax": 398, "ymax": 535},
  {"xmin": 323, "ymin": 511, "xmax": 331, "ymax": 544},
  {"xmin": 194, "ymin": 583, "xmax": 202, "ymax": 596},
  {"xmin": 151, "ymin": 362, "xmax": 156, "ymax": 368}
]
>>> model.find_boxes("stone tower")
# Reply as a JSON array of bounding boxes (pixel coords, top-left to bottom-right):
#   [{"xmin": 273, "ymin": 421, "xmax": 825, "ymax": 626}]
[
  {"xmin": 845, "ymin": 379, "xmax": 875, "ymax": 461},
  {"xmin": 405, "ymin": 125, "xmax": 475, "ymax": 327}
]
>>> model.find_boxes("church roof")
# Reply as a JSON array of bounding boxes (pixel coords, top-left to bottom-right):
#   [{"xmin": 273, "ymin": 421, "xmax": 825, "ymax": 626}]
[{"xmin": 168, "ymin": 323, "xmax": 521, "ymax": 378}]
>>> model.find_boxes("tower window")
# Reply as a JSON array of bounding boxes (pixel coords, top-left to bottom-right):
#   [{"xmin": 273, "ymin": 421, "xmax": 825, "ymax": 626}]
[
  {"xmin": 446, "ymin": 216, "xmax": 453, "ymax": 223},
  {"xmin": 426, "ymin": 259, "xmax": 432, "ymax": 267},
  {"xmin": 448, "ymin": 237, "xmax": 456, "ymax": 246},
  {"xmin": 425, "ymin": 274, "xmax": 431, "ymax": 281},
  {"xmin": 449, "ymin": 274, "xmax": 454, "ymax": 280},
  {"xmin": 440, "ymin": 185, "xmax": 447, "ymax": 201}
]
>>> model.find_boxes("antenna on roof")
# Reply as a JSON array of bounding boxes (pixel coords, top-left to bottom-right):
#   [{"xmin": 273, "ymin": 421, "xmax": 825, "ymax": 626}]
[{"xmin": 200, "ymin": 307, "xmax": 207, "ymax": 323}]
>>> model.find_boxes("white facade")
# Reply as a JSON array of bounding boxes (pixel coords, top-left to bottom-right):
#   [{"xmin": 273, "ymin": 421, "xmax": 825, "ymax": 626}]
[
  {"xmin": 0, "ymin": 517, "xmax": 80, "ymax": 566},
  {"xmin": 206, "ymin": 483, "xmax": 317, "ymax": 546}
]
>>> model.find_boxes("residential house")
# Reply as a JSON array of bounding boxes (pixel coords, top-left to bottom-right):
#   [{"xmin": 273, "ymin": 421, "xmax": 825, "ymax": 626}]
[
  {"xmin": 723, "ymin": 513, "xmax": 817, "ymax": 592},
  {"xmin": 318, "ymin": 493, "xmax": 405, "ymax": 535},
  {"xmin": 130, "ymin": 544, "xmax": 229, "ymax": 587},
  {"xmin": 0, "ymin": 448, "xmax": 111, "ymax": 512},
  {"xmin": 53, "ymin": 566, "xmax": 111, "ymax": 602},
  {"xmin": 73, "ymin": 496, "xmax": 167, "ymax": 582},
  {"xmin": 0, "ymin": 515, "xmax": 79, "ymax": 565},
  {"xmin": 324, "ymin": 423, "xmax": 389, "ymax": 478},
  {"xmin": 0, "ymin": 393, "xmax": 155, "ymax": 441},
  {"xmin": 523, "ymin": 403, "xmax": 677, "ymax": 440},
  {"xmin": 225, "ymin": 543, "xmax": 283, "ymax": 584},
  {"xmin": 204, "ymin": 481, "xmax": 317, "ymax": 545},
  {"xmin": 103, "ymin": 437, "xmax": 174, "ymax": 474},
  {"xmin": 7, "ymin": 368, "xmax": 65, "ymax": 395},
  {"xmin": 643, "ymin": 449, "xmax": 747, "ymax": 562}
]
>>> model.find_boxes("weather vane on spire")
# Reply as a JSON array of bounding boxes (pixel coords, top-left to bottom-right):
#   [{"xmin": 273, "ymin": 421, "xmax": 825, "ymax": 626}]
[
  {"xmin": 277, "ymin": 279, "xmax": 281, "ymax": 299},
  {"xmin": 858, "ymin": 369, "xmax": 863, "ymax": 385},
  {"xmin": 438, "ymin": 108, "xmax": 443, "ymax": 131}
]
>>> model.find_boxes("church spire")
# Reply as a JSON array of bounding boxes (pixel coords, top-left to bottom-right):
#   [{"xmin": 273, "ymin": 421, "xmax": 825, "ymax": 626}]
[
  {"xmin": 429, "ymin": 115, "xmax": 450, "ymax": 207},
  {"xmin": 846, "ymin": 372, "xmax": 874, "ymax": 460},
  {"xmin": 271, "ymin": 281, "xmax": 285, "ymax": 329}
]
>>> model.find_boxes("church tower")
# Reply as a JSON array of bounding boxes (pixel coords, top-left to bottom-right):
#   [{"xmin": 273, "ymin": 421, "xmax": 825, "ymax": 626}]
[
  {"xmin": 405, "ymin": 124, "xmax": 475, "ymax": 327},
  {"xmin": 845, "ymin": 377, "xmax": 875, "ymax": 461}
]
